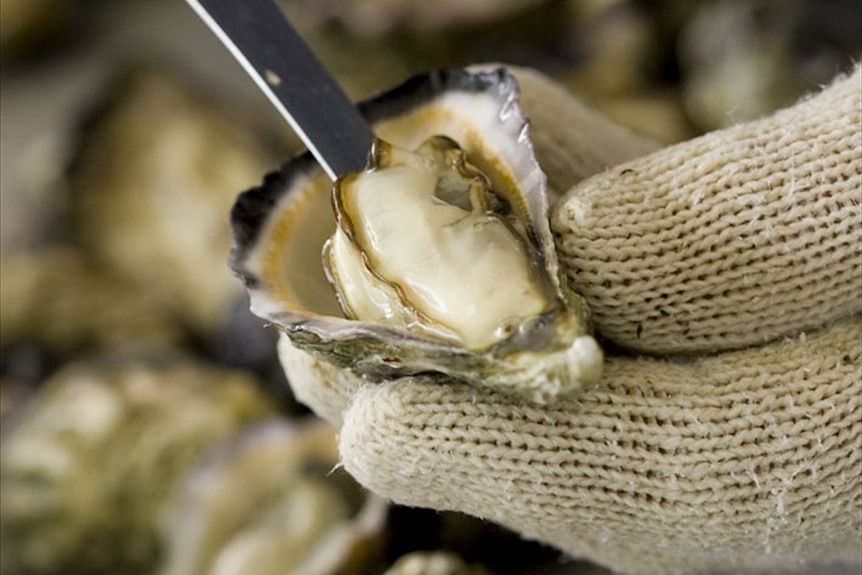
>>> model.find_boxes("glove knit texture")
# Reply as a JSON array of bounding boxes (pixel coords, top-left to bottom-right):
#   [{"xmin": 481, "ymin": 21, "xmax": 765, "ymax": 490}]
[
  {"xmin": 552, "ymin": 65, "xmax": 861, "ymax": 354},
  {"xmin": 338, "ymin": 317, "xmax": 861, "ymax": 575}
]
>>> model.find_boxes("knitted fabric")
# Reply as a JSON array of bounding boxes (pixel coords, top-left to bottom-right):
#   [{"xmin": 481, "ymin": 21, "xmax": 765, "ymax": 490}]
[
  {"xmin": 551, "ymin": 65, "xmax": 861, "ymax": 354},
  {"xmin": 277, "ymin": 65, "xmax": 862, "ymax": 574},
  {"xmin": 338, "ymin": 317, "xmax": 861, "ymax": 575}
]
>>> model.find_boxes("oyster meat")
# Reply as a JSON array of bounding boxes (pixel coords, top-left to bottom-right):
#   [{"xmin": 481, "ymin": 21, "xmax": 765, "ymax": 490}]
[
  {"xmin": 325, "ymin": 136, "xmax": 549, "ymax": 351},
  {"xmin": 231, "ymin": 68, "xmax": 602, "ymax": 402}
]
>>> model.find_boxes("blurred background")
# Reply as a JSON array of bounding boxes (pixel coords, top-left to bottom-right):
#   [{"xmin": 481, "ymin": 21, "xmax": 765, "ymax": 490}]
[{"xmin": 1, "ymin": 0, "xmax": 860, "ymax": 574}]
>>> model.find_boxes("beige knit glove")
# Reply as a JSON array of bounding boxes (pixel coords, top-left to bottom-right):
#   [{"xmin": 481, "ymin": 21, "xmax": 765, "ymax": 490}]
[{"xmin": 280, "ymin": 65, "xmax": 862, "ymax": 575}]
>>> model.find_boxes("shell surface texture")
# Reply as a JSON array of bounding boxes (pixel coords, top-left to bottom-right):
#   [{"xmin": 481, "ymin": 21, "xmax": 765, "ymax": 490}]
[{"xmin": 230, "ymin": 68, "xmax": 601, "ymax": 402}]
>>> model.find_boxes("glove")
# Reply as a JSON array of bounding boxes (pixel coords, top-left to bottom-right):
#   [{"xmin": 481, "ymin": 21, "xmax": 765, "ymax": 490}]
[{"xmin": 278, "ymin": 64, "xmax": 862, "ymax": 575}]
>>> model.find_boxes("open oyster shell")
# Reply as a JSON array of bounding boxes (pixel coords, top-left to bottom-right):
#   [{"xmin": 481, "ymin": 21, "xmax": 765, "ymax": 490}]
[{"xmin": 230, "ymin": 68, "xmax": 601, "ymax": 402}]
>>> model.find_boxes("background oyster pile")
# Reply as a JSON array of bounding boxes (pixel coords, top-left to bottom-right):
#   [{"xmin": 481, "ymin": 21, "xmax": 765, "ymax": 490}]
[{"xmin": 1, "ymin": 0, "xmax": 860, "ymax": 574}]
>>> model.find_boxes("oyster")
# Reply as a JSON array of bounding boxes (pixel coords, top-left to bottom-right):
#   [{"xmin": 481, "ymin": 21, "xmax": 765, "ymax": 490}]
[
  {"xmin": 0, "ymin": 353, "xmax": 275, "ymax": 574},
  {"xmin": 160, "ymin": 418, "xmax": 388, "ymax": 575},
  {"xmin": 280, "ymin": 0, "xmax": 547, "ymax": 37},
  {"xmin": 383, "ymin": 551, "xmax": 492, "ymax": 575},
  {"xmin": 0, "ymin": 0, "xmax": 75, "ymax": 61},
  {"xmin": 0, "ymin": 247, "xmax": 183, "ymax": 355},
  {"xmin": 70, "ymin": 64, "xmax": 280, "ymax": 338},
  {"xmin": 230, "ymin": 68, "xmax": 602, "ymax": 402}
]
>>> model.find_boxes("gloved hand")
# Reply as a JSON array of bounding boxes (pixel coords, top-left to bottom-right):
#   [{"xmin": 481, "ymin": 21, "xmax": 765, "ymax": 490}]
[{"xmin": 279, "ymin": 64, "xmax": 862, "ymax": 575}]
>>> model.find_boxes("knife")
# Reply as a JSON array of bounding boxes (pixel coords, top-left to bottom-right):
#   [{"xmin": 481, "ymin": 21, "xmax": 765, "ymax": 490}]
[{"xmin": 185, "ymin": 0, "xmax": 376, "ymax": 181}]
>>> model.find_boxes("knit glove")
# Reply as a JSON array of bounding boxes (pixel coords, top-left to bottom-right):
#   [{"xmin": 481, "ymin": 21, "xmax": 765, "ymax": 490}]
[{"xmin": 279, "ymin": 64, "xmax": 862, "ymax": 575}]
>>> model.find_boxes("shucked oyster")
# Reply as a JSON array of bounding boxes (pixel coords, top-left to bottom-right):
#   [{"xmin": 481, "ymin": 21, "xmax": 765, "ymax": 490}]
[{"xmin": 230, "ymin": 68, "xmax": 601, "ymax": 401}]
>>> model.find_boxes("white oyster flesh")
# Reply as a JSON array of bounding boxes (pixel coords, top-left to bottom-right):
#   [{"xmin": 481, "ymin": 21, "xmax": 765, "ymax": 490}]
[{"xmin": 325, "ymin": 137, "xmax": 549, "ymax": 351}]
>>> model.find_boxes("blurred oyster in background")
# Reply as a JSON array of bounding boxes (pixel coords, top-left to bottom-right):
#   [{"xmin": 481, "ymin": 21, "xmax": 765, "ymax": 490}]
[
  {"xmin": 0, "ymin": 247, "xmax": 184, "ymax": 356},
  {"xmin": 383, "ymin": 552, "xmax": 493, "ymax": 575},
  {"xmin": 589, "ymin": 91, "xmax": 691, "ymax": 144},
  {"xmin": 285, "ymin": 29, "xmax": 417, "ymax": 104},
  {"xmin": 562, "ymin": 0, "xmax": 695, "ymax": 143},
  {"xmin": 679, "ymin": 0, "xmax": 862, "ymax": 130},
  {"xmin": 0, "ymin": 70, "xmax": 73, "ymax": 252},
  {"xmin": 207, "ymin": 293, "xmax": 297, "ymax": 412},
  {"xmin": 0, "ymin": 0, "xmax": 76, "ymax": 62},
  {"xmin": 281, "ymin": 0, "xmax": 548, "ymax": 37},
  {"xmin": 0, "ymin": 362, "xmax": 38, "ymax": 423},
  {"xmin": 278, "ymin": 0, "xmax": 572, "ymax": 98},
  {"xmin": 0, "ymin": 354, "xmax": 275, "ymax": 575},
  {"xmin": 566, "ymin": 0, "xmax": 659, "ymax": 97},
  {"xmin": 68, "ymin": 63, "xmax": 281, "ymax": 338},
  {"xmin": 161, "ymin": 418, "xmax": 388, "ymax": 575}
]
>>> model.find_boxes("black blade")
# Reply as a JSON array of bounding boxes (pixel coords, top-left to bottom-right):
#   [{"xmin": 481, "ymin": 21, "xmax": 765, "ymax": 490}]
[{"xmin": 186, "ymin": 0, "xmax": 375, "ymax": 180}]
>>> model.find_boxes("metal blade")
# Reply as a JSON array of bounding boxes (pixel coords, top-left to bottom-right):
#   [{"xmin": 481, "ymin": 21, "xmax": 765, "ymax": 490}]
[{"xmin": 185, "ymin": 0, "xmax": 375, "ymax": 180}]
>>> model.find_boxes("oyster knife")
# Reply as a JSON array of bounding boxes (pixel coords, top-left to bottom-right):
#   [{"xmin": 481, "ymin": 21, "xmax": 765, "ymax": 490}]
[{"xmin": 185, "ymin": 0, "xmax": 375, "ymax": 180}]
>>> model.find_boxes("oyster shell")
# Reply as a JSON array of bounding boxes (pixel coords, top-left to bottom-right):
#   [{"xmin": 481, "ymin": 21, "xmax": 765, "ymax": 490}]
[
  {"xmin": 70, "ymin": 64, "xmax": 280, "ymax": 338},
  {"xmin": 230, "ymin": 68, "xmax": 602, "ymax": 402},
  {"xmin": 0, "ymin": 247, "xmax": 183, "ymax": 355},
  {"xmin": 0, "ymin": 0, "xmax": 74, "ymax": 61},
  {"xmin": 383, "ymin": 551, "xmax": 493, "ymax": 575},
  {"xmin": 160, "ymin": 418, "xmax": 388, "ymax": 575},
  {"xmin": 280, "ymin": 0, "xmax": 546, "ymax": 37},
  {"xmin": 0, "ymin": 353, "xmax": 275, "ymax": 574}
]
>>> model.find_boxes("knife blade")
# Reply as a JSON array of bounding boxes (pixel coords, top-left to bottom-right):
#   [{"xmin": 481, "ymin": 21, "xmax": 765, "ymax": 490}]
[{"xmin": 185, "ymin": 0, "xmax": 376, "ymax": 180}]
